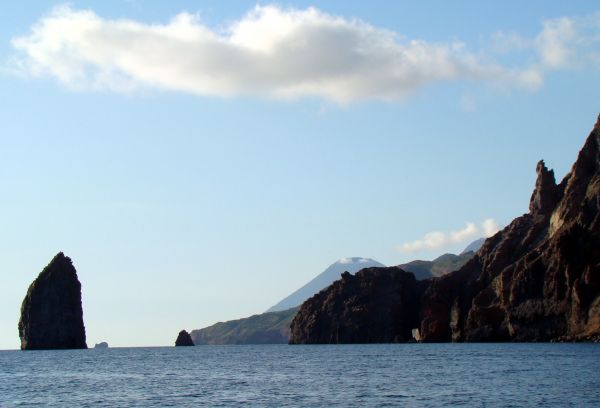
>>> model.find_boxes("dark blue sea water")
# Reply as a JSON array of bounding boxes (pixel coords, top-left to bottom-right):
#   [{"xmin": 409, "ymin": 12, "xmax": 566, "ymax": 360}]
[{"xmin": 1, "ymin": 344, "xmax": 599, "ymax": 407}]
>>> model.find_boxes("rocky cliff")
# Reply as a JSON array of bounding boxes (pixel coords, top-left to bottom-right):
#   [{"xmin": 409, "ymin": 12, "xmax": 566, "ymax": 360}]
[
  {"xmin": 18, "ymin": 252, "xmax": 87, "ymax": 350},
  {"xmin": 420, "ymin": 115, "xmax": 600, "ymax": 342},
  {"xmin": 290, "ymin": 114, "xmax": 600, "ymax": 344},
  {"xmin": 290, "ymin": 268, "xmax": 422, "ymax": 343}
]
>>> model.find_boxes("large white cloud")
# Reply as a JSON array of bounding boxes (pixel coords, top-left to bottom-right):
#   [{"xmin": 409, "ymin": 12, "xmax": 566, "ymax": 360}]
[
  {"xmin": 10, "ymin": 4, "xmax": 545, "ymax": 103},
  {"xmin": 398, "ymin": 218, "xmax": 500, "ymax": 254}
]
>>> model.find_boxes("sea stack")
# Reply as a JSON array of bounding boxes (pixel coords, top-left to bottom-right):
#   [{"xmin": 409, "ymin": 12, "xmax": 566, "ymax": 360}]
[
  {"xmin": 18, "ymin": 252, "xmax": 87, "ymax": 350},
  {"xmin": 175, "ymin": 330, "xmax": 195, "ymax": 346}
]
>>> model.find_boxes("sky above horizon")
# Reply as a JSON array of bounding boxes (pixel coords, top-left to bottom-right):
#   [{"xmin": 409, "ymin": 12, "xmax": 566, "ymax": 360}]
[{"xmin": 1, "ymin": 1, "xmax": 599, "ymax": 349}]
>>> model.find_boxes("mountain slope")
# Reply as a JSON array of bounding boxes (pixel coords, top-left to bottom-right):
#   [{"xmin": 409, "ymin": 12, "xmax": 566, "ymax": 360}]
[
  {"xmin": 190, "ymin": 307, "xmax": 298, "ymax": 345},
  {"xmin": 399, "ymin": 252, "xmax": 475, "ymax": 280},
  {"xmin": 460, "ymin": 238, "xmax": 485, "ymax": 254},
  {"xmin": 267, "ymin": 257, "xmax": 384, "ymax": 312}
]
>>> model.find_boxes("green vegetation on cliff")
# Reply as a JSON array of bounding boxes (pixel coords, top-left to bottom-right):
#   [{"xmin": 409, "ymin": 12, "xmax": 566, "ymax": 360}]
[
  {"xmin": 190, "ymin": 307, "xmax": 298, "ymax": 345},
  {"xmin": 399, "ymin": 251, "xmax": 475, "ymax": 280}
]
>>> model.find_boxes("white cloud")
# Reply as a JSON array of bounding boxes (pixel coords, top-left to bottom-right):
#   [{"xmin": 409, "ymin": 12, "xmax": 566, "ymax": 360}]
[
  {"xmin": 450, "ymin": 222, "xmax": 479, "ymax": 243},
  {"xmin": 397, "ymin": 219, "xmax": 501, "ymax": 254},
  {"xmin": 399, "ymin": 231, "xmax": 446, "ymax": 253},
  {"xmin": 535, "ymin": 17, "xmax": 578, "ymax": 69},
  {"xmin": 493, "ymin": 13, "xmax": 600, "ymax": 71},
  {"xmin": 10, "ymin": 4, "xmax": 544, "ymax": 103},
  {"xmin": 482, "ymin": 218, "xmax": 500, "ymax": 237}
]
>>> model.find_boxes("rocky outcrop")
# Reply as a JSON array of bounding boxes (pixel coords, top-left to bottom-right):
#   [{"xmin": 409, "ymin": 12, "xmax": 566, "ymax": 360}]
[
  {"xmin": 175, "ymin": 330, "xmax": 195, "ymax": 346},
  {"xmin": 94, "ymin": 342, "xmax": 109, "ymax": 349},
  {"xmin": 18, "ymin": 252, "xmax": 87, "ymax": 350},
  {"xmin": 290, "ymin": 267, "xmax": 422, "ymax": 343},
  {"xmin": 420, "ymin": 115, "xmax": 600, "ymax": 342},
  {"xmin": 529, "ymin": 160, "xmax": 562, "ymax": 216},
  {"xmin": 291, "ymin": 114, "xmax": 600, "ymax": 344}
]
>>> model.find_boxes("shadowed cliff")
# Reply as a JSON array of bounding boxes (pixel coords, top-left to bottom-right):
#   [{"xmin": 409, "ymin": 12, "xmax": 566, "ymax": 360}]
[
  {"xmin": 19, "ymin": 253, "xmax": 87, "ymax": 350},
  {"xmin": 291, "ymin": 114, "xmax": 600, "ymax": 344}
]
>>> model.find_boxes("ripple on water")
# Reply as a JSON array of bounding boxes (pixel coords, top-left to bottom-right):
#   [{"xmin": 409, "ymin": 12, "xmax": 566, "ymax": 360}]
[{"xmin": 0, "ymin": 343, "xmax": 599, "ymax": 407}]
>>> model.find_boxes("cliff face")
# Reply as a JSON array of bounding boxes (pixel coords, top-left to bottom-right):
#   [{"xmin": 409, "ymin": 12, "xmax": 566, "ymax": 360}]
[
  {"xmin": 420, "ymin": 116, "xmax": 600, "ymax": 342},
  {"xmin": 290, "ymin": 267, "xmax": 422, "ymax": 344},
  {"xmin": 19, "ymin": 253, "xmax": 87, "ymax": 350},
  {"xmin": 290, "ymin": 115, "xmax": 600, "ymax": 344}
]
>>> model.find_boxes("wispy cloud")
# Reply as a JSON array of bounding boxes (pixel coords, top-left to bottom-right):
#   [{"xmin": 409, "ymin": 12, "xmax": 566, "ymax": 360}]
[
  {"xmin": 535, "ymin": 17, "xmax": 579, "ymax": 69},
  {"xmin": 9, "ymin": 4, "xmax": 562, "ymax": 103},
  {"xmin": 397, "ymin": 218, "xmax": 500, "ymax": 253},
  {"xmin": 339, "ymin": 257, "xmax": 372, "ymax": 264},
  {"xmin": 482, "ymin": 219, "xmax": 500, "ymax": 237},
  {"xmin": 492, "ymin": 13, "xmax": 600, "ymax": 71}
]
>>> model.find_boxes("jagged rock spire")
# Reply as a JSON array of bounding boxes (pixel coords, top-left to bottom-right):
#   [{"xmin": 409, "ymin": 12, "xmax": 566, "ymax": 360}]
[{"xmin": 529, "ymin": 160, "xmax": 560, "ymax": 216}]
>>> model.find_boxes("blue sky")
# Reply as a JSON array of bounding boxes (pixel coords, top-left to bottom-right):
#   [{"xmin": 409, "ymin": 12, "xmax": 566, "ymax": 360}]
[{"xmin": 1, "ymin": 1, "xmax": 599, "ymax": 349}]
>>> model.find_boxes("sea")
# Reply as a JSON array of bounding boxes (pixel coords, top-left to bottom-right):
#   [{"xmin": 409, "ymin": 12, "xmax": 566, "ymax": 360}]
[{"xmin": 1, "ymin": 343, "xmax": 599, "ymax": 407}]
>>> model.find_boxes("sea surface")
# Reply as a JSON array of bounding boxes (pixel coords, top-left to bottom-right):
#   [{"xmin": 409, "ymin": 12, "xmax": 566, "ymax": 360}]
[{"xmin": 1, "ymin": 343, "xmax": 599, "ymax": 407}]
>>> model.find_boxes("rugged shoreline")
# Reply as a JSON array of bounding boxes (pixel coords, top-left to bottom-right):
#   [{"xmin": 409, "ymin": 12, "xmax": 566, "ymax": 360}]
[{"xmin": 290, "ymin": 115, "xmax": 600, "ymax": 344}]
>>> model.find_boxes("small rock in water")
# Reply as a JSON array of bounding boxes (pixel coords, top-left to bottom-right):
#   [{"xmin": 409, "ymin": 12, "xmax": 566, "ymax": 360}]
[
  {"xmin": 94, "ymin": 342, "xmax": 109, "ymax": 349},
  {"xmin": 175, "ymin": 330, "xmax": 195, "ymax": 346}
]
